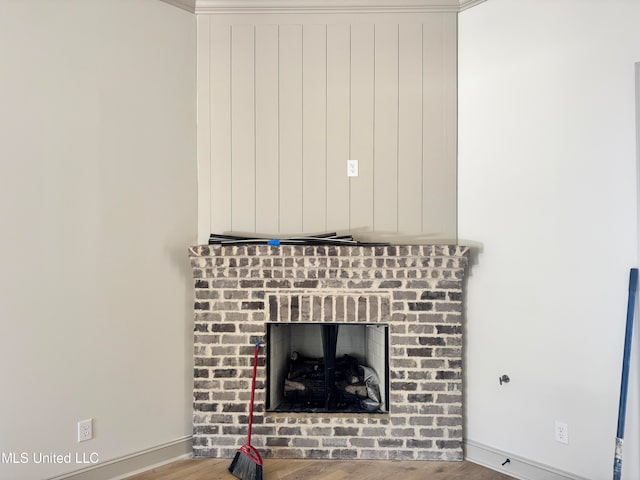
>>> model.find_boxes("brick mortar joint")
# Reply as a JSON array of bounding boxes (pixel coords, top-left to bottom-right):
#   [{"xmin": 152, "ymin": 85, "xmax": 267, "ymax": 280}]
[{"xmin": 188, "ymin": 244, "xmax": 471, "ymax": 258}]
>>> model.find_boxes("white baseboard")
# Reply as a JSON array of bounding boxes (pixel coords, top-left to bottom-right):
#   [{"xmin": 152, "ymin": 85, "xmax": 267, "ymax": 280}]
[
  {"xmin": 49, "ymin": 436, "xmax": 192, "ymax": 480},
  {"xmin": 49, "ymin": 436, "xmax": 585, "ymax": 480},
  {"xmin": 465, "ymin": 439, "xmax": 589, "ymax": 480}
]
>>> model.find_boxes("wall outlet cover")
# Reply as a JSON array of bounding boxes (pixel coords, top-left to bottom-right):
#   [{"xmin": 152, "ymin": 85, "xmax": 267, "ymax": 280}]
[
  {"xmin": 554, "ymin": 421, "xmax": 568, "ymax": 444},
  {"xmin": 78, "ymin": 419, "xmax": 93, "ymax": 442}
]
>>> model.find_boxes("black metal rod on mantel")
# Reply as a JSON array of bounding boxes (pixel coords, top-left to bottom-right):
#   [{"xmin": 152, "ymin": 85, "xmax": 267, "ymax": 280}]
[
  {"xmin": 208, "ymin": 232, "xmax": 390, "ymax": 246},
  {"xmin": 321, "ymin": 325, "xmax": 339, "ymax": 411}
]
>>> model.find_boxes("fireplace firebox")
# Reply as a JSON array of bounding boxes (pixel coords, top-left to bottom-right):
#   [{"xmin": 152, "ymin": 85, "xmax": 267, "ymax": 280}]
[{"xmin": 266, "ymin": 322, "xmax": 389, "ymax": 413}]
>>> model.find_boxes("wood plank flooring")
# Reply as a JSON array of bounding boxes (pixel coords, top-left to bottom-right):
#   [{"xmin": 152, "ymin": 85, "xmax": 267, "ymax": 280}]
[{"xmin": 125, "ymin": 458, "xmax": 516, "ymax": 480}]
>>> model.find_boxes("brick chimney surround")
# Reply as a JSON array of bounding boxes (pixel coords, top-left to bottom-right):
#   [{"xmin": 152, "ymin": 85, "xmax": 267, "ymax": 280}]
[{"xmin": 189, "ymin": 243, "xmax": 469, "ymax": 461}]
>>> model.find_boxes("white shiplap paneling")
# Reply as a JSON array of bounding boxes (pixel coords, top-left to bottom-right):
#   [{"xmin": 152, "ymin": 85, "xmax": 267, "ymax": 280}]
[
  {"xmin": 325, "ymin": 23, "xmax": 351, "ymax": 233},
  {"xmin": 398, "ymin": 23, "xmax": 423, "ymax": 233},
  {"xmin": 373, "ymin": 23, "xmax": 399, "ymax": 233},
  {"xmin": 302, "ymin": 24, "xmax": 328, "ymax": 233},
  {"xmin": 196, "ymin": 12, "xmax": 457, "ymax": 242},
  {"xmin": 230, "ymin": 24, "xmax": 256, "ymax": 232},
  {"xmin": 279, "ymin": 25, "xmax": 304, "ymax": 234},
  {"xmin": 255, "ymin": 24, "xmax": 280, "ymax": 234},
  {"xmin": 209, "ymin": 22, "xmax": 232, "ymax": 233},
  {"xmin": 349, "ymin": 23, "xmax": 375, "ymax": 234}
]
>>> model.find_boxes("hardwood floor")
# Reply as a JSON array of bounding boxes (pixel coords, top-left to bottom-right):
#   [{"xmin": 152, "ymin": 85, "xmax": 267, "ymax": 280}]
[{"xmin": 125, "ymin": 458, "xmax": 516, "ymax": 480}]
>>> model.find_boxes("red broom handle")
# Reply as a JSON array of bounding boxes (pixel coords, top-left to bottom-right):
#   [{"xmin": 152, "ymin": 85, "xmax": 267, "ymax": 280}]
[{"xmin": 247, "ymin": 342, "xmax": 260, "ymax": 445}]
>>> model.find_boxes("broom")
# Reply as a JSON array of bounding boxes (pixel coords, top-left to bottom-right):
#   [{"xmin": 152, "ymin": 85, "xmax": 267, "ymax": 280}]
[
  {"xmin": 613, "ymin": 268, "xmax": 638, "ymax": 480},
  {"xmin": 229, "ymin": 342, "xmax": 263, "ymax": 480}
]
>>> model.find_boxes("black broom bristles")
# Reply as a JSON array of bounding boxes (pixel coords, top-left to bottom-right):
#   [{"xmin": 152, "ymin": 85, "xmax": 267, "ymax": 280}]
[{"xmin": 229, "ymin": 450, "xmax": 263, "ymax": 480}]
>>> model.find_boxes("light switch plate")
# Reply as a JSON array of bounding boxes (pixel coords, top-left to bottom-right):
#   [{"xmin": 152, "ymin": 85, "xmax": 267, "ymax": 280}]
[{"xmin": 347, "ymin": 160, "xmax": 358, "ymax": 177}]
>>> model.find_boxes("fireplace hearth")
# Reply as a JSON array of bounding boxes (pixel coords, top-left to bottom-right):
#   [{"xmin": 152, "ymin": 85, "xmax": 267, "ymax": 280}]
[{"xmin": 189, "ymin": 244, "xmax": 469, "ymax": 461}]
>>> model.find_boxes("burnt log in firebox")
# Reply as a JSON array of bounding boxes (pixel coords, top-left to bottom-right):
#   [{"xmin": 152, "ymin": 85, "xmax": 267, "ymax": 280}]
[{"xmin": 283, "ymin": 350, "xmax": 381, "ymax": 412}]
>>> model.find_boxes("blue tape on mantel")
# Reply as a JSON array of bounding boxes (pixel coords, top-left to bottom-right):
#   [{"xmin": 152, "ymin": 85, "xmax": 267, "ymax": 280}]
[{"xmin": 268, "ymin": 239, "xmax": 281, "ymax": 246}]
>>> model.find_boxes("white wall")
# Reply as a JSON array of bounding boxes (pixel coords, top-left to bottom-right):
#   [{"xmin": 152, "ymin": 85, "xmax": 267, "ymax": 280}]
[
  {"xmin": 0, "ymin": 1, "xmax": 196, "ymax": 479},
  {"xmin": 459, "ymin": 1, "xmax": 640, "ymax": 478}
]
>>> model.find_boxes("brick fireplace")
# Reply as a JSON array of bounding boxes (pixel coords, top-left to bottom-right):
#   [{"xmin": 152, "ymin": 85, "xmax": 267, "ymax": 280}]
[{"xmin": 189, "ymin": 244, "xmax": 469, "ymax": 461}]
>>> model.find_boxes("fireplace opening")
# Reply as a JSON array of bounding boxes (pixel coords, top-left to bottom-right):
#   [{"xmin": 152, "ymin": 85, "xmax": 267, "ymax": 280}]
[{"xmin": 266, "ymin": 322, "xmax": 389, "ymax": 413}]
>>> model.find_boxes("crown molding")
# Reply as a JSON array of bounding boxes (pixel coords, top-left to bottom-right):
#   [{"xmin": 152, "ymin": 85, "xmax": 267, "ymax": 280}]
[
  {"xmin": 194, "ymin": 0, "xmax": 485, "ymax": 15},
  {"xmin": 459, "ymin": 0, "xmax": 487, "ymax": 12},
  {"xmin": 159, "ymin": 0, "xmax": 196, "ymax": 13},
  {"xmin": 158, "ymin": 0, "xmax": 489, "ymax": 15}
]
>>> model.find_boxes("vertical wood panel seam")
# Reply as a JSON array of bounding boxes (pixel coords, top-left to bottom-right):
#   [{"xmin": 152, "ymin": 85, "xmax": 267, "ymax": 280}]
[
  {"xmin": 323, "ymin": 25, "xmax": 328, "ymax": 234},
  {"xmin": 396, "ymin": 23, "xmax": 400, "ymax": 233},
  {"xmin": 253, "ymin": 24, "xmax": 257, "ymax": 233},
  {"xmin": 348, "ymin": 24, "xmax": 352, "ymax": 231},
  {"xmin": 441, "ymin": 15, "xmax": 453, "ymax": 240},
  {"xmin": 372, "ymin": 24, "xmax": 376, "ymax": 232},
  {"xmin": 421, "ymin": 22, "xmax": 424, "ymax": 233},
  {"xmin": 301, "ymin": 25, "xmax": 305, "ymax": 232},
  {"xmin": 277, "ymin": 25, "xmax": 281, "ymax": 233},
  {"xmin": 208, "ymin": 19, "xmax": 213, "ymax": 234},
  {"xmin": 453, "ymin": 15, "xmax": 458, "ymax": 242},
  {"xmin": 324, "ymin": 24, "xmax": 328, "ymax": 232},
  {"xmin": 370, "ymin": 26, "xmax": 375, "ymax": 233},
  {"xmin": 229, "ymin": 25, "xmax": 234, "ymax": 232}
]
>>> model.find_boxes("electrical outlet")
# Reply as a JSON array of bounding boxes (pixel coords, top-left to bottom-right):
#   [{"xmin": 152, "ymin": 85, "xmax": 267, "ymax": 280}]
[
  {"xmin": 555, "ymin": 420, "xmax": 568, "ymax": 444},
  {"xmin": 78, "ymin": 419, "xmax": 93, "ymax": 443},
  {"xmin": 347, "ymin": 160, "xmax": 358, "ymax": 177}
]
